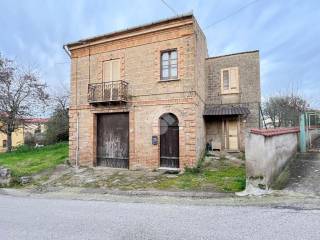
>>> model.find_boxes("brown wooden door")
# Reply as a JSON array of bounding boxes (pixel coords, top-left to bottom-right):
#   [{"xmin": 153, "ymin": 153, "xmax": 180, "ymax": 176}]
[
  {"xmin": 97, "ymin": 113, "xmax": 129, "ymax": 168},
  {"xmin": 160, "ymin": 113, "xmax": 179, "ymax": 168}
]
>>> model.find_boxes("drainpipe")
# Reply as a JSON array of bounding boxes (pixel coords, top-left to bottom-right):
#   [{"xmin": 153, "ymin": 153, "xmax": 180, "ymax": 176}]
[
  {"xmin": 75, "ymin": 111, "xmax": 80, "ymax": 169},
  {"xmin": 64, "ymin": 44, "xmax": 80, "ymax": 168}
]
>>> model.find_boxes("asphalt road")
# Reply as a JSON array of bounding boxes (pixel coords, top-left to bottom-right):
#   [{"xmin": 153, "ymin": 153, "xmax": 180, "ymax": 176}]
[{"xmin": 0, "ymin": 195, "xmax": 320, "ymax": 240}]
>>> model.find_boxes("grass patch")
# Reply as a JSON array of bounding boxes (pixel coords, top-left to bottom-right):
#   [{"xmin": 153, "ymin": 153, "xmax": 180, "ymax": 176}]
[
  {"xmin": 1, "ymin": 143, "xmax": 245, "ymax": 193},
  {"xmin": 0, "ymin": 142, "xmax": 68, "ymax": 178},
  {"xmin": 153, "ymin": 163, "xmax": 246, "ymax": 192}
]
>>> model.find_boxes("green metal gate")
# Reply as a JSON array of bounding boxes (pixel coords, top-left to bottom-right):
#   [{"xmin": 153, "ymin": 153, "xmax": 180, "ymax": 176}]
[{"xmin": 300, "ymin": 111, "xmax": 320, "ymax": 152}]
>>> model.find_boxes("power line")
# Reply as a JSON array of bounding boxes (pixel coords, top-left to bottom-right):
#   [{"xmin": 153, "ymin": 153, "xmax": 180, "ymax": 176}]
[
  {"xmin": 204, "ymin": 0, "xmax": 261, "ymax": 30},
  {"xmin": 54, "ymin": 62, "xmax": 69, "ymax": 65},
  {"xmin": 160, "ymin": 0, "xmax": 178, "ymax": 16}
]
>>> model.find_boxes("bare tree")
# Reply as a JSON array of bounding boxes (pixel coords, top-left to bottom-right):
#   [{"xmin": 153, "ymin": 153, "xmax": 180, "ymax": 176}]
[
  {"xmin": 263, "ymin": 93, "xmax": 307, "ymax": 128},
  {"xmin": 51, "ymin": 89, "xmax": 69, "ymax": 114},
  {"xmin": 0, "ymin": 54, "xmax": 49, "ymax": 152}
]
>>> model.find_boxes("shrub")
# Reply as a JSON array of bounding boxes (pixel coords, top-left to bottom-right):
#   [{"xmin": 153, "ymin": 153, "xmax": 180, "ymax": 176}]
[
  {"xmin": 13, "ymin": 144, "xmax": 33, "ymax": 153},
  {"xmin": 45, "ymin": 107, "xmax": 69, "ymax": 144}
]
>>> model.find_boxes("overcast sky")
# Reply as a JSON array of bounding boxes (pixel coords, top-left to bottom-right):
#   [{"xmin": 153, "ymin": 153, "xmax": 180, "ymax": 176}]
[{"xmin": 1, "ymin": 0, "xmax": 319, "ymax": 108}]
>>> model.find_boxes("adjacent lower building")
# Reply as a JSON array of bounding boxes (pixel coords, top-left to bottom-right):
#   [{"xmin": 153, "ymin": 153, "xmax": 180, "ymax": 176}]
[
  {"xmin": 64, "ymin": 13, "xmax": 261, "ymax": 170},
  {"xmin": 0, "ymin": 118, "xmax": 48, "ymax": 152},
  {"xmin": 0, "ymin": 126, "xmax": 24, "ymax": 153}
]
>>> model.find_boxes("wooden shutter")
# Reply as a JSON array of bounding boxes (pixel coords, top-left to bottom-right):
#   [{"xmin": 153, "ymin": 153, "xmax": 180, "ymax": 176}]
[
  {"xmin": 103, "ymin": 61, "xmax": 111, "ymax": 81},
  {"xmin": 103, "ymin": 59, "xmax": 120, "ymax": 81},
  {"xmin": 112, "ymin": 59, "xmax": 120, "ymax": 81},
  {"xmin": 221, "ymin": 67, "xmax": 239, "ymax": 94},
  {"xmin": 223, "ymin": 70, "xmax": 229, "ymax": 90},
  {"xmin": 221, "ymin": 69, "xmax": 230, "ymax": 94},
  {"xmin": 230, "ymin": 67, "xmax": 239, "ymax": 91}
]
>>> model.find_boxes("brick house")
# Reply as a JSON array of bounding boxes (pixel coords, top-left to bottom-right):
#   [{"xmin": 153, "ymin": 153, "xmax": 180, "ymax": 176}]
[{"xmin": 64, "ymin": 13, "xmax": 260, "ymax": 170}]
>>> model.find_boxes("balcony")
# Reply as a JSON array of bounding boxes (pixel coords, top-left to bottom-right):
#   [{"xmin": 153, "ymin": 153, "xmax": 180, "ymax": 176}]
[{"xmin": 88, "ymin": 81, "xmax": 128, "ymax": 104}]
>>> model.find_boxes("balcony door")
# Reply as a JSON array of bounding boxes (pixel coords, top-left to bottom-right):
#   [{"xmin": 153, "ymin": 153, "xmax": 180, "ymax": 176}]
[
  {"xmin": 103, "ymin": 59, "xmax": 120, "ymax": 82},
  {"xmin": 102, "ymin": 59, "xmax": 120, "ymax": 101}
]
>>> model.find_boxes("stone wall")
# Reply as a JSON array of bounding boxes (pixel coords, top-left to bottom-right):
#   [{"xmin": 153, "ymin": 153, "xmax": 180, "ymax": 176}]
[
  {"xmin": 245, "ymin": 128, "xmax": 299, "ymax": 189},
  {"xmin": 205, "ymin": 51, "xmax": 260, "ymax": 106},
  {"xmin": 205, "ymin": 51, "xmax": 260, "ymax": 129},
  {"xmin": 0, "ymin": 167, "xmax": 11, "ymax": 186},
  {"xmin": 205, "ymin": 51, "xmax": 261, "ymax": 151}
]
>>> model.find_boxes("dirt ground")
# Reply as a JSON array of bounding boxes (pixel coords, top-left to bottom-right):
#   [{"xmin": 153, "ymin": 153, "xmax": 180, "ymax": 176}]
[{"xmin": 29, "ymin": 152, "xmax": 245, "ymax": 193}]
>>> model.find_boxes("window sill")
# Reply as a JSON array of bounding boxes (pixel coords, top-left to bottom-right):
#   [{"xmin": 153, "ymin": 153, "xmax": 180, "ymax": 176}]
[
  {"xmin": 158, "ymin": 78, "xmax": 180, "ymax": 82},
  {"xmin": 221, "ymin": 91, "xmax": 239, "ymax": 95}
]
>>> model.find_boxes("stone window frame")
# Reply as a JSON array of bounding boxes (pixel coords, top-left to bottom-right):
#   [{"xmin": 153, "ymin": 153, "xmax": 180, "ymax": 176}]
[
  {"xmin": 220, "ymin": 67, "xmax": 239, "ymax": 94},
  {"xmin": 160, "ymin": 49, "xmax": 178, "ymax": 81}
]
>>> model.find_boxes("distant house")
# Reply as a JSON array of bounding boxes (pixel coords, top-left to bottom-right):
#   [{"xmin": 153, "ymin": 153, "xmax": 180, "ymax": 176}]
[
  {"xmin": 0, "ymin": 118, "xmax": 48, "ymax": 152},
  {"xmin": 0, "ymin": 125, "xmax": 24, "ymax": 153},
  {"xmin": 64, "ymin": 13, "xmax": 261, "ymax": 169},
  {"xmin": 23, "ymin": 118, "xmax": 49, "ymax": 135}
]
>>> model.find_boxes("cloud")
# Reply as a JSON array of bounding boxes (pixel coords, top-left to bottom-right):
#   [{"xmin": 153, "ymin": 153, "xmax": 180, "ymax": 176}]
[{"xmin": 0, "ymin": 0, "xmax": 319, "ymax": 108}]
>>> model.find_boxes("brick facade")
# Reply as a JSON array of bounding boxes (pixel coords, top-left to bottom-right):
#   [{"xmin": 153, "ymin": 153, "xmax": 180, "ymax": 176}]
[{"xmin": 65, "ymin": 13, "xmax": 261, "ymax": 169}]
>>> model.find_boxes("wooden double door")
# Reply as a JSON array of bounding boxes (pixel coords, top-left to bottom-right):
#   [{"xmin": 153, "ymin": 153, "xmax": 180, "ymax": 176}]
[{"xmin": 97, "ymin": 113, "xmax": 129, "ymax": 168}]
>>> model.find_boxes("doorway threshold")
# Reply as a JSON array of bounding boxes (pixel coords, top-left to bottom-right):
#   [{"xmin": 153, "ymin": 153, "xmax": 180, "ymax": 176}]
[{"xmin": 158, "ymin": 167, "xmax": 180, "ymax": 174}]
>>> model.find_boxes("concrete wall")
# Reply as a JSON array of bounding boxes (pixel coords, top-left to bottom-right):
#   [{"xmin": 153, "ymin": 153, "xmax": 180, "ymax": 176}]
[{"xmin": 245, "ymin": 128, "xmax": 299, "ymax": 189}]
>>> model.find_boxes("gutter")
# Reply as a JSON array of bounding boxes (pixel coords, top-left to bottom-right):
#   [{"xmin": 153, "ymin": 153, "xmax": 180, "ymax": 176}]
[{"xmin": 63, "ymin": 45, "xmax": 71, "ymax": 58}]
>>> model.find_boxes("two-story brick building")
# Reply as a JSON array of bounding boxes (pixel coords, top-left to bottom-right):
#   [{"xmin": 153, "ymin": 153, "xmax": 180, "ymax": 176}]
[{"xmin": 64, "ymin": 13, "xmax": 260, "ymax": 170}]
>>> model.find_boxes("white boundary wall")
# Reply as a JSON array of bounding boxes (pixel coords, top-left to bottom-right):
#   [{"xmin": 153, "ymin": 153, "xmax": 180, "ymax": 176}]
[{"xmin": 245, "ymin": 128, "xmax": 299, "ymax": 189}]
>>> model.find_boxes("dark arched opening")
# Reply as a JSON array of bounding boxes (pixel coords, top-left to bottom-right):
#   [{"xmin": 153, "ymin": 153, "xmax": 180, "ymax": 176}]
[{"xmin": 159, "ymin": 113, "xmax": 179, "ymax": 168}]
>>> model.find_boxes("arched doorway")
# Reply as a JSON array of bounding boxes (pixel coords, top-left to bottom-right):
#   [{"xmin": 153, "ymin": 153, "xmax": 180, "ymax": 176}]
[{"xmin": 159, "ymin": 113, "xmax": 179, "ymax": 168}]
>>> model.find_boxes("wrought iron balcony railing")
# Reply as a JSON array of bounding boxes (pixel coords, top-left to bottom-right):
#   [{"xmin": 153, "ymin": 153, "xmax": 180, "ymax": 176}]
[{"xmin": 88, "ymin": 81, "xmax": 128, "ymax": 104}]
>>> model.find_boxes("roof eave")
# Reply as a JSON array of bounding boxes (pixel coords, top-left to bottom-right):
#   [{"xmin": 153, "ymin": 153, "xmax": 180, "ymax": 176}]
[{"xmin": 64, "ymin": 12, "xmax": 194, "ymax": 50}]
